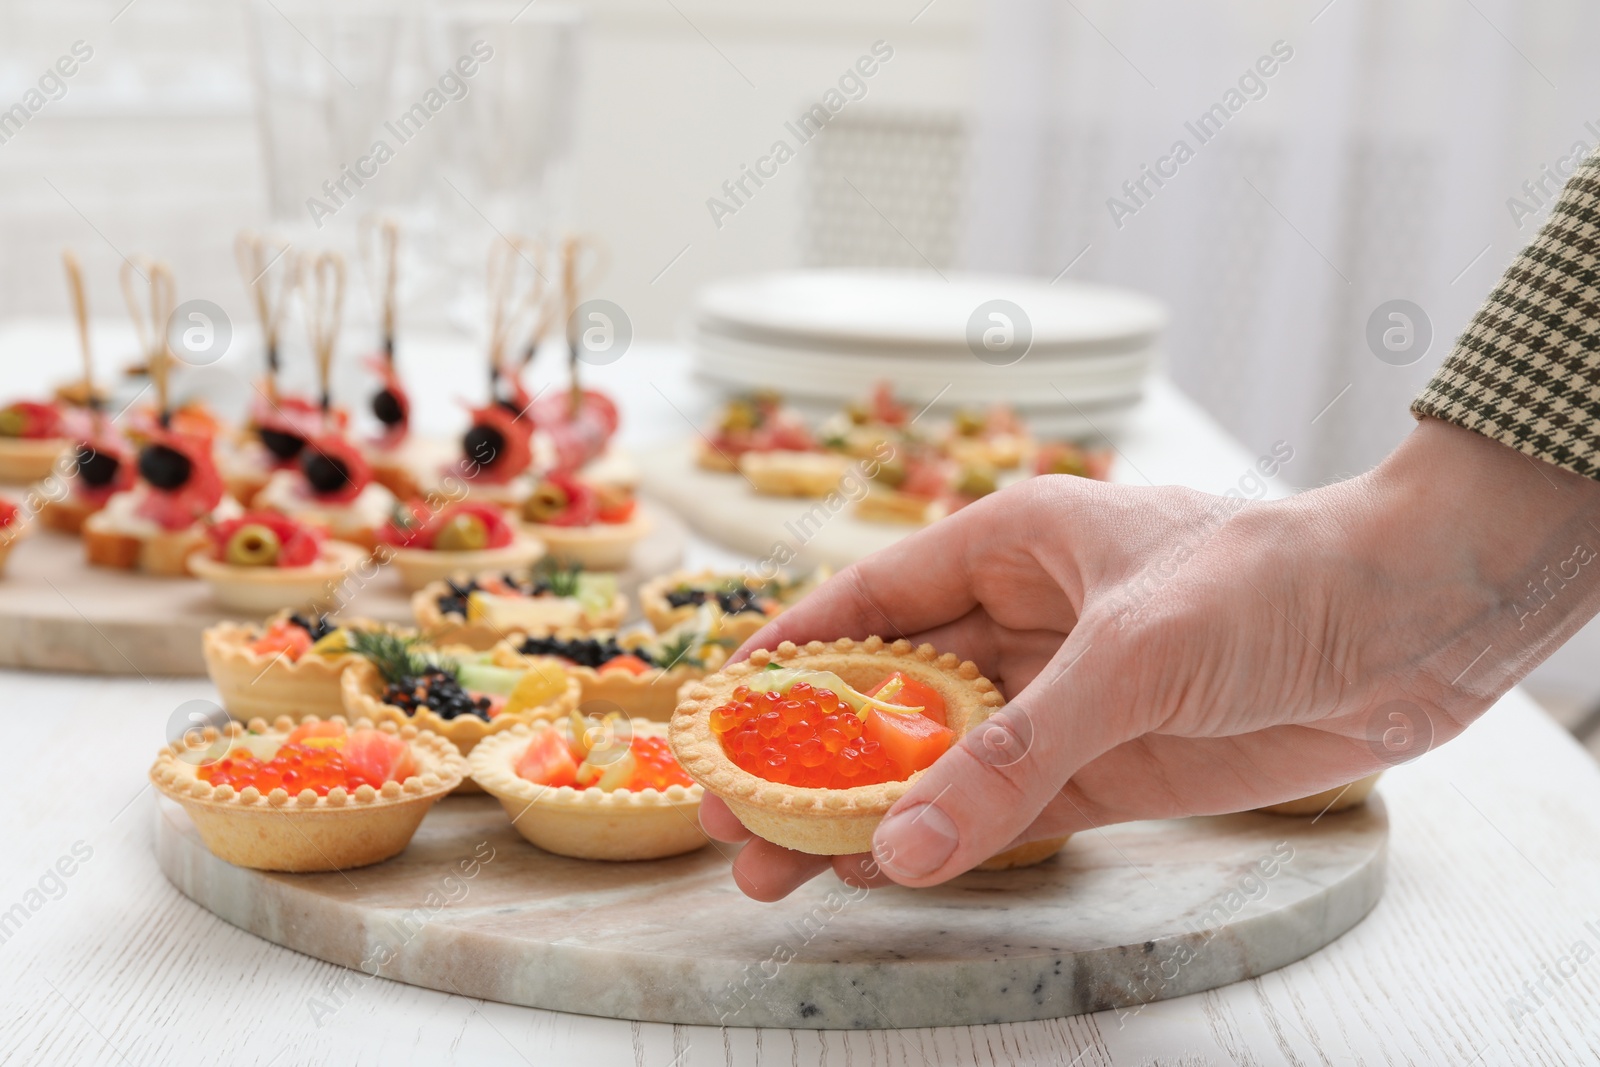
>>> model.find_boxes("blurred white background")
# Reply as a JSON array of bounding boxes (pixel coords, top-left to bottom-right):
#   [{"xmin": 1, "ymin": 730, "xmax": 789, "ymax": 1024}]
[{"xmin": 2, "ymin": 0, "xmax": 1599, "ymax": 733}]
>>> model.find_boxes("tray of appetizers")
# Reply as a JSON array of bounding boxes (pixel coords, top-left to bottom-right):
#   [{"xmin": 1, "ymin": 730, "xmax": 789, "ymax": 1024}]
[
  {"xmin": 155, "ymin": 628, "xmax": 1388, "ymax": 1029},
  {"xmin": 0, "ymin": 235, "xmax": 687, "ymax": 675},
  {"xmin": 638, "ymin": 385, "xmax": 1114, "ymax": 568}
]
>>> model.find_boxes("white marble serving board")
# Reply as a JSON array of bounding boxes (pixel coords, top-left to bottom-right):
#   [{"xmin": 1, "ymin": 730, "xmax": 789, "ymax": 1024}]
[
  {"xmin": 0, "ymin": 503, "xmax": 684, "ymax": 677},
  {"xmin": 155, "ymin": 791, "xmax": 1387, "ymax": 1029}
]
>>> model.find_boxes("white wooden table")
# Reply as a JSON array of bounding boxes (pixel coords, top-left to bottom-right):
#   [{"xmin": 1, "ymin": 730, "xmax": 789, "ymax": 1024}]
[{"xmin": 2, "ymin": 329, "xmax": 1598, "ymax": 1065}]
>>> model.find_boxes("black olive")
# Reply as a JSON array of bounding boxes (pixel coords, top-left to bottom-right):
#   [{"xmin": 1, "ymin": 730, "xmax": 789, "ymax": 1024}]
[
  {"xmin": 301, "ymin": 451, "xmax": 352, "ymax": 494},
  {"xmin": 138, "ymin": 444, "xmax": 192, "ymax": 490},
  {"xmin": 463, "ymin": 423, "xmax": 506, "ymax": 466},
  {"xmin": 372, "ymin": 388, "xmax": 404, "ymax": 426},
  {"xmin": 259, "ymin": 427, "xmax": 305, "ymax": 460},
  {"xmin": 75, "ymin": 445, "xmax": 120, "ymax": 487}
]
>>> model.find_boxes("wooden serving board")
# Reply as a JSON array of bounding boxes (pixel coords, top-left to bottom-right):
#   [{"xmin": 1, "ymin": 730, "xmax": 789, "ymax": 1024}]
[
  {"xmin": 0, "ymin": 503, "xmax": 685, "ymax": 677},
  {"xmin": 155, "ymin": 792, "xmax": 1388, "ymax": 1030}
]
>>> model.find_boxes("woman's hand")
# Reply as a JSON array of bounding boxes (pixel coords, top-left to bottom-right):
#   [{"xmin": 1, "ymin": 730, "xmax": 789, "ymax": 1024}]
[{"xmin": 705, "ymin": 418, "xmax": 1600, "ymax": 900}]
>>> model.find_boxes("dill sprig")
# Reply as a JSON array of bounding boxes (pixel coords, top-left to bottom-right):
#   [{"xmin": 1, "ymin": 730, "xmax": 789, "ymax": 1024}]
[
  {"xmin": 348, "ymin": 629, "xmax": 432, "ymax": 685},
  {"xmin": 533, "ymin": 559, "xmax": 584, "ymax": 598}
]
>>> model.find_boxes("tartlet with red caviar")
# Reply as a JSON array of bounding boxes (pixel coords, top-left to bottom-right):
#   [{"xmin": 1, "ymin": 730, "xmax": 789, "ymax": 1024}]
[
  {"xmin": 188, "ymin": 512, "xmax": 366, "ymax": 613},
  {"xmin": 670, "ymin": 637, "xmax": 1004, "ymax": 856},
  {"xmin": 381, "ymin": 499, "xmax": 544, "ymax": 592},
  {"xmin": 519, "ymin": 472, "xmax": 648, "ymax": 571},
  {"xmin": 201, "ymin": 612, "xmax": 376, "ymax": 721},
  {"xmin": 151, "ymin": 714, "xmax": 463, "ymax": 871},
  {"xmin": 468, "ymin": 713, "xmax": 706, "ymax": 861}
]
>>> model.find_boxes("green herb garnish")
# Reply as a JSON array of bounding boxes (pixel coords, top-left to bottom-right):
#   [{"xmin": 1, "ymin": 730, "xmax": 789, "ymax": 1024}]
[{"xmin": 348, "ymin": 629, "xmax": 433, "ymax": 685}]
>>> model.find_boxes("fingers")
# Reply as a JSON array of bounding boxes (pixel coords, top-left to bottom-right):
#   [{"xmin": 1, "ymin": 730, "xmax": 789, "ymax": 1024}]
[
  {"xmin": 702, "ymin": 794, "xmax": 852, "ymax": 901},
  {"xmin": 727, "ymin": 837, "xmax": 833, "ymax": 901},
  {"xmin": 704, "ymin": 795, "xmax": 900, "ymax": 899},
  {"xmin": 870, "ymin": 630, "xmax": 1145, "ymax": 886},
  {"xmin": 734, "ymin": 500, "xmax": 999, "ymax": 661},
  {"xmin": 698, "ymin": 794, "xmax": 751, "ymax": 843}
]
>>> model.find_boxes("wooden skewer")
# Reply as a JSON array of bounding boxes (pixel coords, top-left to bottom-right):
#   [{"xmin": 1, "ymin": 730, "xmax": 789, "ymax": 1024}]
[
  {"xmin": 121, "ymin": 257, "xmax": 177, "ymax": 424},
  {"xmin": 301, "ymin": 250, "xmax": 346, "ymax": 420},
  {"xmin": 559, "ymin": 233, "xmax": 609, "ymax": 412},
  {"xmin": 61, "ymin": 249, "xmax": 97, "ymax": 413},
  {"xmin": 362, "ymin": 216, "xmax": 401, "ymax": 361},
  {"xmin": 485, "ymin": 237, "xmax": 544, "ymax": 398},
  {"xmin": 518, "ymin": 241, "xmax": 556, "ymax": 371},
  {"xmin": 234, "ymin": 230, "xmax": 295, "ymax": 398}
]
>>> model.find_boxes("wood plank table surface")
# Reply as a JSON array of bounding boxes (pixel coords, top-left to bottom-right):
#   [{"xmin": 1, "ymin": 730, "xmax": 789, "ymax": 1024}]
[{"xmin": 1, "ymin": 326, "xmax": 1597, "ymax": 1065}]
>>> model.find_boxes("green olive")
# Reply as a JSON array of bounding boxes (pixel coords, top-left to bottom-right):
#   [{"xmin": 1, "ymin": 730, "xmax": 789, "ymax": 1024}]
[
  {"xmin": 870, "ymin": 458, "xmax": 907, "ymax": 489},
  {"xmin": 435, "ymin": 513, "xmax": 489, "ymax": 552},
  {"xmin": 225, "ymin": 523, "xmax": 281, "ymax": 567},
  {"xmin": 953, "ymin": 410, "xmax": 985, "ymax": 437},
  {"xmin": 1044, "ymin": 450, "xmax": 1087, "ymax": 477},
  {"xmin": 955, "ymin": 465, "xmax": 998, "ymax": 498},
  {"xmin": 522, "ymin": 481, "xmax": 569, "ymax": 523},
  {"xmin": 719, "ymin": 400, "xmax": 759, "ymax": 433},
  {"xmin": 845, "ymin": 402, "xmax": 871, "ymax": 426},
  {"xmin": 0, "ymin": 409, "xmax": 24, "ymax": 438}
]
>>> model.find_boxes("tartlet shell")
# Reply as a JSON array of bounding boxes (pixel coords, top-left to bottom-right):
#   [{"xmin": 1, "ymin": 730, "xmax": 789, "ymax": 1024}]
[
  {"xmin": 340, "ymin": 657, "xmax": 580, "ymax": 795},
  {"xmin": 974, "ymin": 835, "xmax": 1071, "ymax": 871},
  {"xmin": 411, "ymin": 579, "xmax": 626, "ymax": 651},
  {"xmin": 636, "ymin": 568, "xmax": 780, "ymax": 644},
  {"xmin": 201, "ymin": 618, "xmax": 368, "ymax": 722},
  {"xmin": 385, "ymin": 534, "xmax": 546, "ymax": 593},
  {"xmin": 468, "ymin": 720, "xmax": 707, "ymax": 861},
  {"xmin": 1254, "ymin": 773, "xmax": 1381, "ymax": 817},
  {"xmin": 149, "ymin": 714, "xmax": 464, "ymax": 872},
  {"xmin": 496, "ymin": 631, "xmax": 726, "ymax": 722},
  {"xmin": 670, "ymin": 637, "xmax": 1004, "ymax": 855},
  {"xmin": 523, "ymin": 513, "xmax": 650, "ymax": 571},
  {"xmin": 188, "ymin": 540, "xmax": 368, "ymax": 614}
]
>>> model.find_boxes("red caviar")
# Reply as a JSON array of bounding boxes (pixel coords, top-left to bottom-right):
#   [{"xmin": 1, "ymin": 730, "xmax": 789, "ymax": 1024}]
[
  {"xmin": 628, "ymin": 736, "xmax": 695, "ymax": 791},
  {"xmin": 200, "ymin": 742, "xmax": 350, "ymax": 796},
  {"xmin": 198, "ymin": 726, "xmax": 415, "ymax": 795},
  {"xmin": 710, "ymin": 679, "xmax": 950, "ymax": 789}
]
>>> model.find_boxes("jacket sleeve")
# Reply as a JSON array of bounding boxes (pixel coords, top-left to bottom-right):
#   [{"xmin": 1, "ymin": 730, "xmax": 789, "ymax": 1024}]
[{"xmin": 1412, "ymin": 150, "xmax": 1600, "ymax": 479}]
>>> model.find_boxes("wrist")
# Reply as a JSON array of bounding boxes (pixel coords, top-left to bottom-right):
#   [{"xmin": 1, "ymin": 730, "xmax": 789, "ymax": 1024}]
[{"xmin": 1355, "ymin": 418, "xmax": 1600, "ymax": 702}]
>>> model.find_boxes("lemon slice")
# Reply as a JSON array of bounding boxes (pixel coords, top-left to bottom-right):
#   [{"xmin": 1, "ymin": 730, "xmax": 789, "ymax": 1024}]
[
  {"xmin": 748, "ymin": 667, "xmax": 923, "ymax": 718},
  {"xmin": 309, "ymin": 628, "xmax": 351, "ymax": 656},
  {"xmin": 575, "ymin": 749, "xmax": 636, "ymax": 791},
  {"xmin": 502, "ymin": 661, "xmax": 571, "ymax": 716}
]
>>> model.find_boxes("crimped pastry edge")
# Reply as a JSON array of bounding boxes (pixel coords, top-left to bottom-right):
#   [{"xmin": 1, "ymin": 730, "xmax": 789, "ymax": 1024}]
[
  {"xmin": 411, "ymin": 578, "xmax": 626, "ymax": 651},
  {"xmin": 669, "ymin": 636, "xmax": 1004, "ymax": 855},
  {"xmin": 467, "ymin": 719, "xmax": 704, "ymax": 810},
  {"xmin": 149, "ymin": 713, "xmax": 464, "ymax": 810},
  {"xmin": 636, "ymin": 568, "xmax": 781, "ymax": 641},
  {"xmin": 340, "ymin": 656, "xmax": 581, "ymax": 755}
]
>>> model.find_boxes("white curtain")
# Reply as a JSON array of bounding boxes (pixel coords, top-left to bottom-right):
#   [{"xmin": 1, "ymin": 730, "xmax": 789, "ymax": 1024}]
[{"xmin": 964, "ymin": 0, "xmax": 1600, "ymax": 489}]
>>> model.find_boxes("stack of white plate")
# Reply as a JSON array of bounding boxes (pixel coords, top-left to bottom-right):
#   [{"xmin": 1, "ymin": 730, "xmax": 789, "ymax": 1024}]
[{"xmin": 687, "ymin": 269, "xmax": 1166, "ymax": 439}]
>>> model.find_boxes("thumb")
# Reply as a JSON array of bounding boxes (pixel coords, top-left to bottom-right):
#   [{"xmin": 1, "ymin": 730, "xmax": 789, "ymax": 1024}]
[{"xmin": 869, "ymin": 632, "xmax": 1137, "ymax": 886}]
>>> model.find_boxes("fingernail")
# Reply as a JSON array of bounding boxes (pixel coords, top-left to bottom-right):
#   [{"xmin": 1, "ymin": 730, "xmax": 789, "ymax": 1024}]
[{"xmin": 874, "ymin": 803, "xmax": 959, "ymax": 878}]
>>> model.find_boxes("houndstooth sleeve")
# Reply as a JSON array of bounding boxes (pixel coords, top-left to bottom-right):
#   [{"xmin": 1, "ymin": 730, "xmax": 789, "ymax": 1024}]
[{"xmin": 1412, "ymin": 151, "xmax": 1600, "ymax": 479}]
